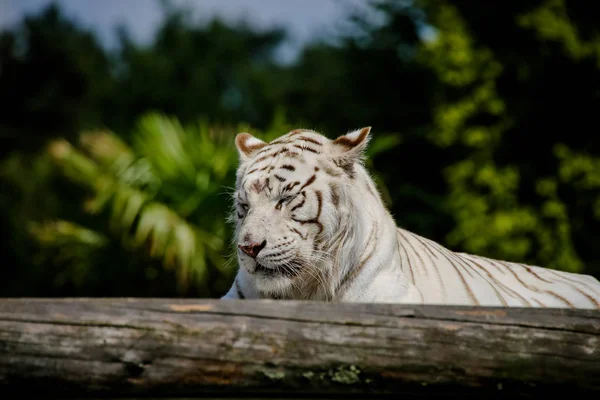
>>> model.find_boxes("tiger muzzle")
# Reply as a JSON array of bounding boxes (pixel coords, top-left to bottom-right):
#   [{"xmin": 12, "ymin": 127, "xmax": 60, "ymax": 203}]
[{"xmin": 238, "ymin": 240, "xmax": 267, "ymax": 259}]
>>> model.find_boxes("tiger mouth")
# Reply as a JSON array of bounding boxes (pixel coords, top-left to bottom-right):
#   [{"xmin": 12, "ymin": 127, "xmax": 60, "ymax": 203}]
[{"xmin": 255, "ymin": 262, "xmax": 301, "ymax": 277}]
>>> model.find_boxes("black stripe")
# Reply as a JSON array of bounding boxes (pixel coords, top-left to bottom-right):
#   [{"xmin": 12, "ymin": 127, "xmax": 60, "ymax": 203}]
[
  {"xmin": 483, "ymin": 259, "xmax": 535, "ymax": 306},
  {"xmin": 457, "ymin": 256, "xmax": 508, "ymax": 306},
  {"xmin": 403, "ymin": 230, "xmax": 478, "ymax": 305},
  {"xmin": 398, "ymin": 240, "xmax": 416, "ymax": 284},
  {"xmin": 444, "ymin": 251, "xmax": 506, "ymax": 303},
  {"xmin": 267, "ymin": 255, "xmax": 294, "ymax": 263},
  {"xmin": 283, "ymin": 152, "xmax": 301, "ymax": 159},
  {"xmin": 574, "ymin": 287, "xmax": 600, "ymax": 307},
  {"xmin": 283, "ymin": 181, "xmax": 300, "ymax": 193},
  {"xmin": 252, "ymin": 148, "xmax": 289, "ymax": 164},
  {"xmin": 546, "ymin": 269, "xmax": 600, "ymax": 297},
  {"xmin": 547, "ymin": 290, "xmax": 575, "ymax": 307},
  {"xmin": 235, "ymin": 280, "xmax": 245, "ymax": 299},
  {"xmin": 255, "ymin": 146, "xmax": 273, "ymax": 156},
  {"xmin": 290, "ymin": 227, "xmax": 307, "ymax": 240},
  {"xmin": 336, "ymin": 222, "xmax": 378, "ymax": 295},
  {"xmin": 298, "ymin": 136, "xmax": 323, "ymax": 146},
  {"xmin": 264, "ymin": 250, "xmax": 288, "ymax": 259},
  {"xmin": 272, "ymin": 239, "xmax": 294, "ymax": 249},
  {"xmin": 291, "ymin": 192, "xmax": 306, "ymax": 211},
  {"xmin": 412, "ymin": 235, "xmax": 441, "ymax": 260},
  {"xmin": 532, "ymin": 298, "xmax": 546, "ymax": 306},
  {"xmin": 488, "ymin": 260, "xmax": 573, "ymax": 307},
  {"xmin": 293, "ymin": 144, "xmax": 319, "ymax": 153},
  {"xmin": 397, "ymin": 230, "xmax": 429, "ymax": 278},
  {"xmin": 291, "ymin": 191, "xmax": 324, "ymax": 235},
  {"xmin": 519, "ymin": 263, "xmax": 554, "ymax": 284},
  {"xmin": 300, "ymin": 175, "xmax": 316, "ymax": 191},
  {"xmin": 404, "ymin": 232, "xmax": 446, "ymax": 297},
  {"xmin": 465, "ymin": 256, "xmax": 532, "ymax": 306},
  {"xmin": 329, "ymin": 182, "xmax": 340, "ymax": 207}
]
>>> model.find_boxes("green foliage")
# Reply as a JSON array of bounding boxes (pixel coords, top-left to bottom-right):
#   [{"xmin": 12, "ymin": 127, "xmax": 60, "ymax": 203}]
[
  {"xmin": 1, "ymin": 0, "xmax": 600, "ymax": 297},
  {"xmin": 41, "ymin": 113, "xmax": 245, "ymax": 294},
  {"xmin": 517, "ymin": 0, "xmax": 600, "ymax": 64},
  {"xmin": 417, "ymin": 0, "xmax": 600, "ymax": 273},
  {"xmin": 109, "ymin": 6, "xmax": 286, "ymax": 134},
  {"xmin": 0, "ymin": 3, "xmax": 113, "ymax": 151},
  {"xmin": 27, "ymin": 220, "xmax": 109, "ymax": 289}
]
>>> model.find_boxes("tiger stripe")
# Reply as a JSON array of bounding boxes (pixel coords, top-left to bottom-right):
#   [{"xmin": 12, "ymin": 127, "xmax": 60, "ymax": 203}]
[
  {"xmin": 291, "ymin": 190, "xmax": 324, "ymax": 236},
  {"xmin": 574, "ymin": 287, "xmax": 600, "ymax": 308},
  {"xmin": 235, "ymin": 279, "xmax": 245, "ymax": 299},
  {"xmin": 412, "ymin": 236, "xmax": 447, "ymax": 300},
  {"xmin": 432, "ymin": 241, "xmax": 479, "ymax": 305},
  {"xmin": 299, "ymin": 174, "xmax": 316, "ymax": 191},
  {"xmin": 289, "ymin": 226, "xmax": 307, "ymax": 240},
  {"xmin": 545, "ymin": 269, "xmax": 600, "ymax": 301},
  {"xmin": 290, "ymin": 192, "xmax": 306, "ymax": 212},
  {"xmin": 398, "ymin": 240, "xmax": 416, "ymax": 283},
  {"xmin": 398, "ymin": 230, "xmax": 429, "ymax": 279},
  {"xmin": 293, "ymin": 144, "xmax": 320, "ymax": 153},
  {"xmin": 336, "ymin": 222, "xmax": 378, "ymax": 296},
  {"xmin": 222, "ymin": 127, "xmax": 600, "ymax": 309},
  {"xmin": 463, "ymin": 257, "xmax": 531, "ymax": 306},
  {"xmin": 329, "ymin": 183, "xmax": 340, "ymax": 207}
]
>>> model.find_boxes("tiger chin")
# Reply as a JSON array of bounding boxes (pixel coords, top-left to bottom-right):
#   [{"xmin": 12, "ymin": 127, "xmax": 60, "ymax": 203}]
[{"xmin": 221, "ymin": 127, "xmax": 600, "ymax": 309}]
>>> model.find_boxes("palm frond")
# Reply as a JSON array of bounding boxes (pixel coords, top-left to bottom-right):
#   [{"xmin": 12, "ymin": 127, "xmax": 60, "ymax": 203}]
[
  {"xmin": 28, "ymin": 219, "xmax": 108, "ymax": 248},
  {"xmin": 47, "ymin": 137, "xmax": 228, "ymax": 291},
  {"xmin": 27, "ymin": 219, "xmax": 109, "ymax": 289}
]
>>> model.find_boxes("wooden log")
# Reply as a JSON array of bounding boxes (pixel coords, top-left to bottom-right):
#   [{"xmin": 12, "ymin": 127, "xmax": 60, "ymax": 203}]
[{"xmin": 0, "ymin": 298, "xmax": 599, "ymax": 398}]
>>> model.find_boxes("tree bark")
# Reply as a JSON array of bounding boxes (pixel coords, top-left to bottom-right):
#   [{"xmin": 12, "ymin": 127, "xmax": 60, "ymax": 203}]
[{"xmin": 0, "ymin": 298, "xmax": 599, "ymax": 397}]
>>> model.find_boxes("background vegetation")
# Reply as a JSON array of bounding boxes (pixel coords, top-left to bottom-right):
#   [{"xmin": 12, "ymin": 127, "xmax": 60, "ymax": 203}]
[{"xmin": 1, "ymin": 0, "xmax": 599, "ymax": 298}]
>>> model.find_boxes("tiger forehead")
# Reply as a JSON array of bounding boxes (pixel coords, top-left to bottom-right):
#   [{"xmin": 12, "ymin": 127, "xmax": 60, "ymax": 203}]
[
  {"xmin": 237, "ymin": 130, "xmax": 328, "ymax": 196},
  {"xmin": 241, "ymin": 161, "xmax": 317, "ymax": 195},
  {"xmin": 260, "ymin": 130, "xmax": 326, "ymax": 155},
  {"xmin": 272, "ymin": 129, "xmax": 326, "ymax": 144},
  {"xmin": 244, "ymin": 133, "xmax": 326, "ymax": 172}
]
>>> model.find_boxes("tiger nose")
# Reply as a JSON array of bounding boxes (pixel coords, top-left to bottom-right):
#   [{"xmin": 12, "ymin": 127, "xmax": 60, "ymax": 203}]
[{"xmin": 238, "ymin": 240, "xmax": 267, "ymax": 259}]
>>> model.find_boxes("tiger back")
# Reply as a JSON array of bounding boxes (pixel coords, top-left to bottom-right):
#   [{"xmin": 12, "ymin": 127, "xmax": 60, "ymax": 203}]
[{"xmin": 221, "ymin": 127, "xmax": 600, "ymax": 309}]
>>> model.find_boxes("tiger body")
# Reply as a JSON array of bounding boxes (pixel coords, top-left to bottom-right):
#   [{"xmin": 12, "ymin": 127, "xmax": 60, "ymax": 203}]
[{"xmin": 222, "ymin": 127, "xmax": 600, "ymax": 309}]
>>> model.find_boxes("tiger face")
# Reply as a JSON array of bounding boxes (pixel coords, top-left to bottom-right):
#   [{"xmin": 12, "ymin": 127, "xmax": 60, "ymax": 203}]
[{"xmin": 232, "ymin": 127, "xmax": 371, "ymax": 297}]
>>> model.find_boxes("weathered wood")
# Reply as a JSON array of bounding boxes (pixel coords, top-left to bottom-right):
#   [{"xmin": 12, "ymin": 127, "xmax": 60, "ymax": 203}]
[{"xmin": 0, "ymin": 298, "xmax": 599, "ymax": 398}]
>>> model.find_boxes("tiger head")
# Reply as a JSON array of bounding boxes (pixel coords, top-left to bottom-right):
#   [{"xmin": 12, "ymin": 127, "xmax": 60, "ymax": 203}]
[{"xmin": 231, "ymin": 127, "xmax": 376, "ymax": 299}]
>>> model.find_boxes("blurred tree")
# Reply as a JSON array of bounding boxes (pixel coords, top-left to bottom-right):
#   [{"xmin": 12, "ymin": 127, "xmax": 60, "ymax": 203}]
[
  {"xmin": 3, "ymin": 113, "xmax": 243, "ymax": 297},
  {"xmin": 0, "ymin": 2, "xmax": 115, "ymax": 295},
  {"xmin": 2, "ymin": 0, "xmax": 600, "ymax": 298},
  {"xmin": 417, "ymin": 0, "xmax": 600, "ymax": 274},
  {"xmin": 46, "ymin": 113, "xmax": 240, "ymax": 296},
  {"xmin": 107, "ymin": 2, "xmax": 287, "ymax": 135},
  {"xmin": 0, "ymin": 1, "xmax": 289, "ymax": 296},
  {"xmin": 0, "ymin": 3, "xmax": 113, "ymax": 156}
]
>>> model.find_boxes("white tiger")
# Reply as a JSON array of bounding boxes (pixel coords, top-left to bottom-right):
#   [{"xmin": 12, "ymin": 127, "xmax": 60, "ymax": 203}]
[{"xmin": 221, "ymin": 127, "xmax": 600, "ymax": 308}]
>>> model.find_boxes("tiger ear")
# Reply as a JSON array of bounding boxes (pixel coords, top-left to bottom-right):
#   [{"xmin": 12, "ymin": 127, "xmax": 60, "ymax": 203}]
[
  {"xmin": 330, "ymin": 127, "xmax": 371, "ymax": 177},
  {"xmin": 235, "ymin": 132, "xmax": 267, "ymax": 161},
  {"xmin": 331, "ymin": 126, "xmax": 371, "ymax": 162}
]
